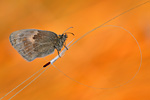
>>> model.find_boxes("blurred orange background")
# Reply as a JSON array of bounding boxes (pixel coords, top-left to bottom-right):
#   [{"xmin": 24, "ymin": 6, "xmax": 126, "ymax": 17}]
[{"xmin": 0, "ymin": 0, "xmax": 150, "ymax": 100}]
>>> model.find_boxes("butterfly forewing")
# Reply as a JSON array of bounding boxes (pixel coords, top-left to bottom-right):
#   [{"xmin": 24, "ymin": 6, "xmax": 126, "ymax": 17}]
[
  {"xmin": 33, "ymin": 30, "xmax": 58, "ymax": 57},
  {"xmin": 9, "ymin": 29, "xmax": 58, "ymax": 61}
]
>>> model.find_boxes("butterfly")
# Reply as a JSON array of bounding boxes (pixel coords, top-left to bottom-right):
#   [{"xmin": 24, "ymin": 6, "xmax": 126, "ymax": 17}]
[{"xmin": 9, "ymin": 28, "xmax": 74, "ymax": 62}]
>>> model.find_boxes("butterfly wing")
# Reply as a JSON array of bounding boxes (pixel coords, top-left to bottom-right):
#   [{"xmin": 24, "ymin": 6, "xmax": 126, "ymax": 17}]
[{"xmin": 9, "ymin": 29, "xmax": 58, "ymax": 61}]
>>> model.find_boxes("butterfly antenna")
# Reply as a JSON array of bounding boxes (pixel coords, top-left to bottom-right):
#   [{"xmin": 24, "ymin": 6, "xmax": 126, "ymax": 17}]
[
  {"xmin": 63, "ymin": 27, "xmax": 73, "ymax": 34},
  {"xmin": 65, "ymin": 32, "xmax": 74, "ymax": 36}
]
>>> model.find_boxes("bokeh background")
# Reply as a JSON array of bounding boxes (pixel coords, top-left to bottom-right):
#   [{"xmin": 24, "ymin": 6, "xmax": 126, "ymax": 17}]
[{"xmin": 0, "ymin": 0, "xmax": 150, "ymax": 100}]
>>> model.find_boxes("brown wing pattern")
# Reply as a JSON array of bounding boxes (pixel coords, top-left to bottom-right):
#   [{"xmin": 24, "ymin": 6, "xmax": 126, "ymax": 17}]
[
  {"xmin": 9, "ymin": 29, "xmax": 58, "ymax": 61},
  {"xmin": 33, "ymin": 30, "xmax": 58, "ymax": 58}
]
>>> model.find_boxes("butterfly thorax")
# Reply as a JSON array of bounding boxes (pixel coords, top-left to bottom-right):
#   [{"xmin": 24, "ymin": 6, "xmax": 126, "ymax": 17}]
[{"xmin": 55, "ymin": 34, "xmax": 67, "ymax": 51}]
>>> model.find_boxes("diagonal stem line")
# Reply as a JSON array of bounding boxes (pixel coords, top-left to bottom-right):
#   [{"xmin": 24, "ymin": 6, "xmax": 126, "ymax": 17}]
[
  {"xmin": 8, "ymin": 65, "xmax": 51, "ymax": 100},
  {"xmin": 52, "ymin": 25, "xmax": 143, "ymax": 89},
  {"xmin": 7, "ymin": 39, "xmax": 74, "ymax": 100},
  {"xmin": 0, "ymin": 68, "xmax": 43, "ymax": 100},
  {"xmin": 69, "ymin": 0, "xmax": 150, "ymax": 48}
]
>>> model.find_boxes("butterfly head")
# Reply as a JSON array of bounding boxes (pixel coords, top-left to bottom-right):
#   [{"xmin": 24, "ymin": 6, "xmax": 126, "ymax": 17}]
[
  {"xmin": 56, "ymin": 32, "xmax": 74, "ymax": 51},
  {"xmin": 58, "ymin": 32, "xmax": 74, "ymax": 43}
]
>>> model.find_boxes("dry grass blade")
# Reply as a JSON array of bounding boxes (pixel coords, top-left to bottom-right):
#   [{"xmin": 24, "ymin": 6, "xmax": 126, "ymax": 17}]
[
  {"xmin": 0, "ymin": 39, "xmax": 74, "ymax": 100},
  {"xmin": 52, "ymin": 25, "xmax": 142, "ymax": 89}
]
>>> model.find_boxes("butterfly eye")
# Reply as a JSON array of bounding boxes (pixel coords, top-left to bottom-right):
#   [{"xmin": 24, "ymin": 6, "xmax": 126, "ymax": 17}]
[{"xmin": 65, "ymin": 34, "xmax": 68, "ymax": 38}]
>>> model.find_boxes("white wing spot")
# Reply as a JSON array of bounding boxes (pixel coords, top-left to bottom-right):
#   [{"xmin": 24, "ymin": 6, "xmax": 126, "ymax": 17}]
[{"xmin": 28, "ymin": 30, "xmax": 39, "ymax": 43}]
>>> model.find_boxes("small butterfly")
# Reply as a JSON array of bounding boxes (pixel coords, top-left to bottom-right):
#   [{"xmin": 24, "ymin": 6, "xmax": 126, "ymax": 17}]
[{"xmin": 9, "ymin": 28, "xmax": 74, "ymax": 62}]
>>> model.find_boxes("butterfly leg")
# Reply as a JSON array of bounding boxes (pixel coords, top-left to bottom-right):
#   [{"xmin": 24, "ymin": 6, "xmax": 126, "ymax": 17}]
[
  {"xmin": 57, "ymin": 50, "xmax": 61, "ymax": 58},
  {"xmin": 54, "ymin": 46, "xmax": 61, "ymax": 58},
  {"xmin": 63, "ymin": 42, "xmax": 68, "ymax": 50},
  {"xmin": 64, "ymin": 45, "xmax": 68, "ymax": 50}
]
